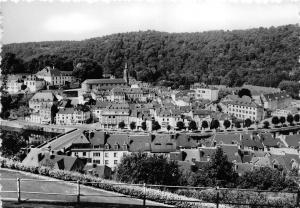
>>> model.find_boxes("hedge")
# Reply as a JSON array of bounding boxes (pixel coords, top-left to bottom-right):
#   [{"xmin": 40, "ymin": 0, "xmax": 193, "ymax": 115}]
[
  {"xmin": 0, "ymin": 157, "xmax": 221, "ymax": 208},
  {"xmin": 0, "ymin": 157, "xmax": 296, "ymax": 208}
]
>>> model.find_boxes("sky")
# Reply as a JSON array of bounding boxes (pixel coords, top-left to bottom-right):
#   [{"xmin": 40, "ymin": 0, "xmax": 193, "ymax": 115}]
[{"xmin": 1, "ymin": 0, "xmax": 299, "ymax": 44}]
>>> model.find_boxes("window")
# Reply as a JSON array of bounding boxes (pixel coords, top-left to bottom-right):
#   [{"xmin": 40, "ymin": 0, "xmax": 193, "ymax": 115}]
[
  {"xmin": 105, "ymin": 160, "xmax": 109, "ymax": 165},
  {"xmin": 114, "ymin": 153, "xmax": 117, "ymax": 157},
  {"xmin": 105, "ymin": 152, "xmax": 108, "ymax": 157},
  {"xmin": 74, "ymin": 152, "xmax": 78, "ymax": 156},
  {"xmin": 114, "ymin": 160, "xmax": 118, "ymax": 164},
  {"xmin": 93, "ymin": 152, "xmax": 100, "ymax": 157},
  {"xmin": 93, "ymin": 160, "xmax": 100, "ymax": 164},
  {"xmin": 82, "ymin": 152, "xmax": 86, "ymax": 156}
]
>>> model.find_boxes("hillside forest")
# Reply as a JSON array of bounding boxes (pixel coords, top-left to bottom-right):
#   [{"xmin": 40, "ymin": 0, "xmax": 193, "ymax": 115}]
[{"xmin": 1, "ymin": 24, "xmax": 299, "ymax": 89}]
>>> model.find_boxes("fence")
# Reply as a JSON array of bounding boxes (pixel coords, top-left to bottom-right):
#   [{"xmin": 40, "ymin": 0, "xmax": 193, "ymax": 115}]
[{"xmin": 0, "ymin": 177, "xmax": 299, "ymax": 208}]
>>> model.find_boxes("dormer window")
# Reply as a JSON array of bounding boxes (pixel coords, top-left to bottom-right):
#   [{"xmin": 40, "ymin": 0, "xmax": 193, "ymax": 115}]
[
  {"xmin": 114, "ymin": 143, "xmax": 119, "ymax": 150},
  {"xmin": 105, "ymin": 143, "xmax": 110, "ymax": 150}
]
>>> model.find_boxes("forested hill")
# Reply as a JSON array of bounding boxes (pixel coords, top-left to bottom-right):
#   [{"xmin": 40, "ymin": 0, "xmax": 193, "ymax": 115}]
[{"xmin": 2, "ymin": 24, "xmax": 300, "ymax": 88}]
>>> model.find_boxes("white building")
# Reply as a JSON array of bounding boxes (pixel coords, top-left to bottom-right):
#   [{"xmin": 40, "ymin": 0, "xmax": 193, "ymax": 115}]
[
  {"xmin": 24, "ymin": 75, "xmax": 46, "ymax": 93},
  {"xmin": 190, "ymin": 83, "xmax": 219, "ymax": 101},
  {"xmin": 36, "ymin": 66, "xmax": 74, "ymax": 86}
]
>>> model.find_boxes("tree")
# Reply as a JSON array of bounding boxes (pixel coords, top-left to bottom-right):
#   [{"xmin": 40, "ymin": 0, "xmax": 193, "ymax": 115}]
[
  {"xmin": 176, "ymin": 121, "xmax": 185, "ymax": 130},
  {"xmin": 152, "ymin": 121, "xmax": 161, "ymax": 131},
  {"xmin": 263, "ymin": 121, "xmax": 270, "ymax": 129},
  {"xmin": 238, "ymin": 88, "xmax": 252, "ymax": 98},
  {"xmin": 294, "ymin": 114, "xmax": 300, "ymax": 123},
  {"xmin": 279, "ymin": 116, "xmax": 286, "ymax": 125},
  {"xmin": 72, "ymin": 58, "xmax": 103, "ymax": 82},
  {"xmin": 130, "ymin": 122, "xmax": 136, "ymax": 130},
  {"xmin": 244, "ymin": 118, "xmax": 252, "ymax": 128},
  {"xmin": 188, "ymin": 120, "xmax": 197, "ymax": 131},
  {"xmin": 278, "ymin": 80, "xmax": 300, "ymax": 99},
  {"xmin": 287, "ymin": 114, "xmax": 294, "ymax": 125},
  {"xmin": 210, "ymin": 119, "xmax": 220, "ymax": 129},
  {"xmin": 271, "ymin": 116, "xmax": 279, "ymax": 126},
  {"xmin": 21, "ymin": 84, "xmax": 27, "ymax": 90},
  {"xmin": 235, "ymin": 122, "xmax": 241, "ymax": 128},
  {"xmin": 189, "ymin": 147, "xmax": 238, "ymax": 187},
  {"xmin": 116, "ymin": 153, "xmax": 181, "ymax": 185},
  {"xmin": 201, "ymin": 120, "xmax": 209, "ymax": 129},
  {"xmin": 141, "ymin": 121, "xmax": 147, "ymax": 131},
  {"xmin": 0, "ymin": 131, "xmax": 27, "ymax": 160},
  {"xmin": 167, "ymin": 125, "xmax": 171, "ymax": 132},
  {"xmin": 1, "ymin": 53, "xmax": 25, "ymax": 74},
  {"xmin": 223, "ymin": 120, "xmax": 231, "ymax": 129},
  {"xmin": 118, "ymin": 121, "xmax": 126, "ymax": 129},
  {"xmin": 238, "ymin": 167, "xmax": 298, "ymax": 191}
]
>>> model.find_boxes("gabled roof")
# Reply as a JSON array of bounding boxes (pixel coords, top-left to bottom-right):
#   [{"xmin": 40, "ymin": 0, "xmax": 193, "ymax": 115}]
[
  {"xmin": 285, "ymin": 134, "xmax": 300, "ymax": 148},
  {"xmin": 30, "ymin": 91, "xmax": 57, "ymax": 102},
  {"xmin": 176, "ymin": 134, "xmax": 198, "ymax": 149},
  {"xmin": 211, "ymin": 133, "xmax": 241, "ymax": 146},
  {"xmin": 36, "ymin": 66, "xmax": 63, "ymax": 77},
  {"xmin": 83, "ymin": 79, "xmax": 126, "ymax": 85},
  {"xmin": 260, "ymin": 133, "xmax": 283, "ymax": 147},
  {"xmin": 219, "ymin": 144, "xmax": 242, "ymax": 163},
  {"xmin": 41, "ymin": 129, "xmax": 89, "ymax": 151},
  {"xmin": 128, "ymin": 135, "xmax": 152, "ymax": 152},
  {"xmin": 151, "ymin": 134, "xmax": 177, "ymax": 153},
  {"xmin": 89, "ymin": 131, "xmax": 106, "ymax": 146},
  {"xmin": 263, "ymin": 92, "xmax": 291, "ymax": 102},
  {"xmin": 182, "ymin": 149, "xmax": 200, "ymax": 163},
  {"xmin": 241, "ymin": 134, "xmax": 264, "ymax": 149},
  {"xmin": 106, "ymin": 134, "xmax": 129, "ymax": 150}
]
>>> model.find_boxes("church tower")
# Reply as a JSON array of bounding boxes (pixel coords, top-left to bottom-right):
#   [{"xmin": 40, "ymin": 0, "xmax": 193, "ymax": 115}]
[{"xmin": 123, "ymin": 63, "xmax": 129, "ymax": 84}]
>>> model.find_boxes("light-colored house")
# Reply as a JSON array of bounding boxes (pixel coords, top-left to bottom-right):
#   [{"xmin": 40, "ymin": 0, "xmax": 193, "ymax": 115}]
[
  {"xmin": 29, "ymin": 91, "xmax": 57, "ymax": 112},
  {"xmin": 56, "ymin": 108, "xmax": 91, "ymax": 125},
  {"xmin": 190, "ymin": 83, "xmax": 219, "ymax": 101},
  {"xmin": 261, "ymin": 92, "xmax": 292, "ymax": 111},
  {"xmin": 24, "ymin": 75, "xmax": 46, "ymax": 93},
  {"xmin": 36, "ymin": 66, "xmax": 74, "ymax": 86}
]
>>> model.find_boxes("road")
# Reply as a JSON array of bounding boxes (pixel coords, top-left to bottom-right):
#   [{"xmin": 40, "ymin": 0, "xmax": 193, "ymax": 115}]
[{"xmin": 0, "ymin": 168, "xmax": 171, "ymax": 208}]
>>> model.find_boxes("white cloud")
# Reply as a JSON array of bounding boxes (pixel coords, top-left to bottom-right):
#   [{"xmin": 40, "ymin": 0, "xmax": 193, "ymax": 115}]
[{"xmin": 44, "ymin": 13, "xmax": 103, "ymax": 34}]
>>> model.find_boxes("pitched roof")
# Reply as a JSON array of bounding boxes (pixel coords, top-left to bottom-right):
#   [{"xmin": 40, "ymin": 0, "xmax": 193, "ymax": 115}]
[
  {"xmin": 182, "ymin": 149, "xmax": 200, "ymax": 163},
  {"xmin": 128, "ymin": 135, "xmax": 152, "ymax": 152},
  {"xmin": 176, "ymin": 134, "xmax": 198, "ymax": 149},
  {"xmin": 260, "ymin": 133, "xmax": 282, "ymax": 147},
  {"xmin": 263, "ymin": 92, "xmax": 291, "ymax": 102},
  {"xmin": 89, "ymin": 131, "xmax": 106, "ymax": 146},
  {"xmin": 83, "ymin": 79, "xmax": 126, "ymax": 85},
  {"xmin": 241, "ymin": 134, "xmax": 264, "ymax": 149},
  {"xmin": 36, "ymin": 66, "xmax": 63, "ymax": 77},
  {"xmin": 211, "ymin": 133, "xmax": 241, "ymax": 146},
  {"xmin": 219, "ymin": 144, "xmax": 242, "ymax": 163},
  {"xmin": 30, "ymin": 91, "xmax": 57, "ymax": 102},
  {"xmin": 285, "ymin": 134, "xmax": 300, "ymax": 148},
  {"xmin": 151, "ymin": 134, "xmax": 177, "ymax": 153}
]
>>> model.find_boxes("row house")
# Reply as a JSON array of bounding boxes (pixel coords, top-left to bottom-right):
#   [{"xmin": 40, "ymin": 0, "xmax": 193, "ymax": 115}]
[
  {"xmin": 36, "ymin": 66, "xmax": 74, "ymax": 86},
  {"xmin": 221, "ymin": 95, "xmax": 264, "ymax": 121},
  {"xmin": 154, "ymin": 108, "xmax": 187, "ymax": 129},
  {"xmin": 261, "ymin": 92, "xmax": 292, "ymax": 111},
  {"xmin": 99, "ymin": 103, "xmax": 130, "ymax": 129},
  {"xmin": 29, "ymin": 91, "xmax": 58, "ymax": 113},
  {"xmin": 56, "ymin": 108, "xmax": 91, "ymax": 125}
]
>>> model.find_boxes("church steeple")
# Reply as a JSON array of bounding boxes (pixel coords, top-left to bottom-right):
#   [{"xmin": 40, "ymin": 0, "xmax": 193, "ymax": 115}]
[{"xmin": 123, "ymin": 63, "xmax": 129, "ymax": 84}]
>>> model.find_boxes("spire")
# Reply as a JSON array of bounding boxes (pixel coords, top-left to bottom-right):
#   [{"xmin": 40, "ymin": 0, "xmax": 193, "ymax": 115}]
[{"xmin": 123, "ymin": 63, "xmax": 129, "ymax": 84}]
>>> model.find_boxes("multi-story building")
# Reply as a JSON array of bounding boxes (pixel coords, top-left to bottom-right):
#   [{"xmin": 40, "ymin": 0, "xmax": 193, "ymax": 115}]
[
  {"xmin": 81, "ymin": 65, "xmax": 129, "ymax": 92},
  {"xmin": 221, "ymin": 95, "xmax": 264, "ymax": 121},
  {"xmin": 36, "ymin": 66, "xmax": 74, "ymax": 86},
  {"xmin": 56, "ymin": 108, "xmax": 91, "ymax": 125},
  {"xmin": 99, "ymin": 103, "xmax": 130, "ymax": 129},
  {"xmin": 24, "ymin": 75, "xmax": 46, "ymax": 93},
  {"xmin": 29, "ymin": 91, "xmax": 57, "ymax": 113},
  {"xmin": 190, "ymin": 83, "xmax": 219, "ymax": 101},
  {"xmin": 261, "ymin": 92, "xmax": 292, "ymax": 111}
]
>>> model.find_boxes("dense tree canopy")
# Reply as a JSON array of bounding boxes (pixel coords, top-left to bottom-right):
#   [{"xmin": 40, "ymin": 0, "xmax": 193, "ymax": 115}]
[
  {"xmin": 2, "ymin": 25, "xmax": 299, "ymax": 88},
  {"xmin": 116, "ymin": 153, "xmax": 181, "ymax": 185}
]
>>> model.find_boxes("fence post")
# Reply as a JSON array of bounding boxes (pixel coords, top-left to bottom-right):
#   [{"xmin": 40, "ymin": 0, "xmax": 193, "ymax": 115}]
[
  {"xmin": 297, "ymin": 189, "xmax": 300, "ymax": 207},
  {"xmin": 143, "ymin": 183, "xmax": 146, "ymax": 207},
  {"xmin": 216, "ymin": 186, "xmax": 219, "ymax": 208},
  {"xmin": 77, "ymin": 180, "xmax": 80, "ymax": 203},
  {"xmin": 17, "ymin": 178, "xmax": 21, "ymax": 203}
]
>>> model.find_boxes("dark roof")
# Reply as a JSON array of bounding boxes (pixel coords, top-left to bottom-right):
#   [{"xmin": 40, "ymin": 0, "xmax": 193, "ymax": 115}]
[
  {"xmin": 263, "ymin": 92, "xmax": 291, "ymax": 102},
  {"xmin": 241, "ymin": 134, "xmax": 264, "ymax": 149},
  {"xmin": 40, "ymin": 153, "xmax": 86, "ymax": 171},
  {"xmin": 83, "ymin": 79, "xmax": 126, "ymax": 85},
  {"xmin": 128, "ymin": 135, "xmax": 152, "ymax": 152},
  {"xmin": 176, "ymin": 134, "xmax": 198, "ymax": 149},
  {"xmin": 89, "ymin": 131, "xmax": 106, "ymax": 147},
  {"xmin": 219, "ymin": 144, "xmax": 242, "ymax": 163},
  {"xmin": 151, "ymin": 134, "xmax": 177, "ymax": 153},
  {"xmin": 285, "ymin": 134, "xmax": 300, "ymax": 148},
  {"xmin": 260, "ymin": 133, "xmax": 282, "ymax": 147},
  {"xmin": 212, "ymin": 133, "xmax": 241, "ymax": 146},
  {"xmin": 106, "ymin": 134, "xmax": 129, "ymax": 150}
]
